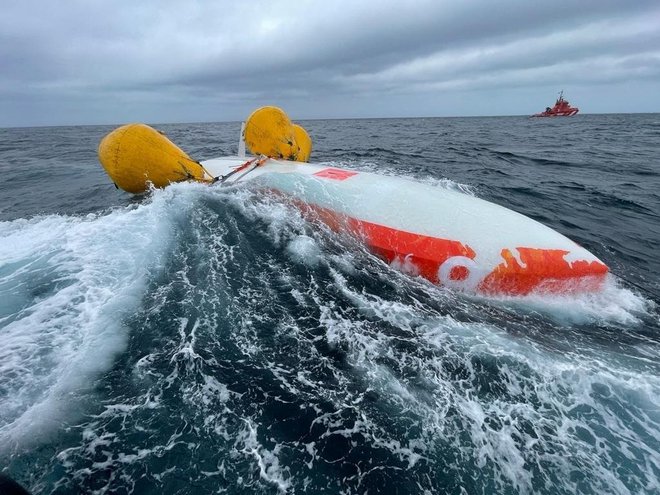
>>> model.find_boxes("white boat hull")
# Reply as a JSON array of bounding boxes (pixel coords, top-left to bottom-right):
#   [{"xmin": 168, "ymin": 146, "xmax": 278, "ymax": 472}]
[{"xmin": 200, "ymin": 156, "xmax": 608, "ymax": 296}]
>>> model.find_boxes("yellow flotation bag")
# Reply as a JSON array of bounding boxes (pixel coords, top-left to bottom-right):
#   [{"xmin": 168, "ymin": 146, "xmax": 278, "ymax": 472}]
[
  {"xmin": 98, "ymin": 123, "xmax": 210, "ymax": 194},
  {"xmin": 293, "ymin": 124, "xmax": 312, "ymax": 162},
  {"xmin": 244, "ymin": 106, "xmax": 299, "ymax": 160}
]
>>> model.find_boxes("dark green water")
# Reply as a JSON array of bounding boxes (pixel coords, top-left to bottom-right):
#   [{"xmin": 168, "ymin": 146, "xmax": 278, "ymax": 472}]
[{"xmin": 0, "ymin": 115, "xmax": 658, "ymax": 494}]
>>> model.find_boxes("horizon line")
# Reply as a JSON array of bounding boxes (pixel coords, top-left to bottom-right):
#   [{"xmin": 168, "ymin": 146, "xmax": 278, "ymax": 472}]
[{"xmin": 2, "ymin": 111, "xmax": 659, "ymax": 130}]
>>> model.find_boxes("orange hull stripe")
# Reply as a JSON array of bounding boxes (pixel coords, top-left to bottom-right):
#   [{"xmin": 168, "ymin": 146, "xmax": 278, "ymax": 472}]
[{"xmin": 284, "ymin": 196, "xmax": 608, "ymax": 295}]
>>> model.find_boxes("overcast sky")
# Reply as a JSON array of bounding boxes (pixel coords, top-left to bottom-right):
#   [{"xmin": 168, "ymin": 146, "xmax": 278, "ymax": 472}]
[{"xmin": 1, "ymin": 0, "xmax": 659, "ymax": 127}]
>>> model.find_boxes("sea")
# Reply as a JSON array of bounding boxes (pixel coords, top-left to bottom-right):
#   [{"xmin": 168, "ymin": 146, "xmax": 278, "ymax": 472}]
[{"xmin": 0, "ymin": 114, "xmax": 658, "ymax": 494}]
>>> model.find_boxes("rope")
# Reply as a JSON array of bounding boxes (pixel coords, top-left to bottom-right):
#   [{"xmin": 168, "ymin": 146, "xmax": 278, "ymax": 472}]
[{"xmin": 213, "ymin": 156, "xmax": 268, "ymax": 185}]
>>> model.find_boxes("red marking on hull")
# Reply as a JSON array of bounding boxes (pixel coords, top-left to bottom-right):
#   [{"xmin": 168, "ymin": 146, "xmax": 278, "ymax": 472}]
[
  {"xmin": 479, "ymin": 247, "xmax": 608, "ymax": 295},
  {"xmin": 354, "ymin": 219, "xmax": 476, "ymax": 283},
  {"xmin": 313, "ymin": 168, "xmax": 358, "ymax": 181},
  {"xmin": 290, "ymin": 198, "xmax": 475, "ymax": 283}
]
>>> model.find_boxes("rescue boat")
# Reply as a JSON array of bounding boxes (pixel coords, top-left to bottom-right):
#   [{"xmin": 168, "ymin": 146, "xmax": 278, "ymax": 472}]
[
  {"xmin": 97, "ymin": 107, "xmax": 608, "ymax": 296},
  {"xmin": 532, "ymin": 91, "xmax": 579, "ymax": 117}
]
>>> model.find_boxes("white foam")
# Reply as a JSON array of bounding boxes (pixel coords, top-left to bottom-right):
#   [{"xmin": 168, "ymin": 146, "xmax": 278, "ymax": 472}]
[
  {"xmin": 236, "ymin": 419, "xmax": 291, "ymax": 493},
  {"xmin": 0, "ymin": 185, "xmax": 199, "ymax": 452},
  {"xmin": 286, "ymin": 235, "xmax": 322, "ymax": 267},
  {"xmin": 296, "ymin": 252, "xmax": 660, "ymax": 492},
  {"xmin": 484, "ymin": 274, "xmax": 653, "ymax": 326},
  {"xmin": 168, "ymin": 184, "xmax": 660, "ymax": 492}
]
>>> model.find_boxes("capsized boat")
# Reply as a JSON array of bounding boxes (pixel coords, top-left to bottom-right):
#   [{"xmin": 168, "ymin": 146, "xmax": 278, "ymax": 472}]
[
  {"xmin": 532, "ymin": 91, "xmax": 579, "ymax": 117},
  {"xmin": 98, "ymin": 107, "xmax": 607, "ymax": 296}
]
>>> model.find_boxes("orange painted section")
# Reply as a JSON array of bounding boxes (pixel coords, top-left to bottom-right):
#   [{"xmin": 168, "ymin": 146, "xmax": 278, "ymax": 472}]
[
  {"xmin": 269, "ymin": 190, "xmax": 608, "ymax": 295},
  {"xmin": 287, "ymin": 196, "xmax": 475, "ymax": 282},
  {"xmin": 479, "ymin": 247, "xmax": 608, "ymax": 295},
  {"xmin": 352, "ymin": 220, "xmax": 476, "ymax": 283}
]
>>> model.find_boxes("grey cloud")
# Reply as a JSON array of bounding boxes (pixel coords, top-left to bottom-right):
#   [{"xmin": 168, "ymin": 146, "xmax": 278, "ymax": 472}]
[{"xmin": 1, "ymin": 0, "xmax": 659, "ymax": 126}]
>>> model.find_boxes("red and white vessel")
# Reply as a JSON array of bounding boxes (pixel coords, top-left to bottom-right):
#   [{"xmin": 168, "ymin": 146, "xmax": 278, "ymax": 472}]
[
  {"xmin": 532, "ymin": 91, "xmax": 579, "ymax": 117},
  {"xmin": 200, "ymin": 155, "xmax": 608, "ymax": 296}
]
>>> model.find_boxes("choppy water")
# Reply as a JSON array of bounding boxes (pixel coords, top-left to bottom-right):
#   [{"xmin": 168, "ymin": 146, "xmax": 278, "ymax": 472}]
[{"xmin": 0, "ymin": 115, "xmax": 659, "ymax": 494}]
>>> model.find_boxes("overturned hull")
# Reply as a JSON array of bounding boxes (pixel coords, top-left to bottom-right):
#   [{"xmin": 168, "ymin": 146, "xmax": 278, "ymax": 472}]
[{"xmin": 200, "ymin": 156, "xmax": 608, "ymax": 296}]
